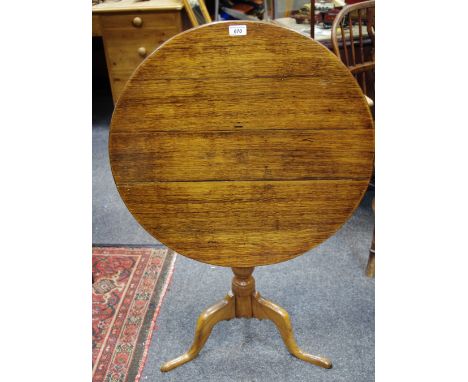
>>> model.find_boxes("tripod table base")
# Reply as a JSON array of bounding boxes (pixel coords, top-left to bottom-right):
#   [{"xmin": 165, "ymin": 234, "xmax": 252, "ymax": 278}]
[{"xmin": 160, "ymin": 267, "xmax": 332, "ymax": 372}]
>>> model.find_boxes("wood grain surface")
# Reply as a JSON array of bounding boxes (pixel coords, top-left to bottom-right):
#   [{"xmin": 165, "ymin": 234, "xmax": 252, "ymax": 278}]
[{"xmin": 109, "ymin": 21, "xmax": 374, "ymax": 267}]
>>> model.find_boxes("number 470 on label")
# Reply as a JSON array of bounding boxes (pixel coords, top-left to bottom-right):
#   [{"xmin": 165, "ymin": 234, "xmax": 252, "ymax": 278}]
[{"xmin": 229, "ymin": 25, "xmax": 247, "ymax": 36}]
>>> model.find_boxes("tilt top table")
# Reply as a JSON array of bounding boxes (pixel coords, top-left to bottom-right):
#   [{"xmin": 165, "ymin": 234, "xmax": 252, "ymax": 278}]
[{"xmin": 109, "ymin": 21, "xmax": 374, "ymax": 372}]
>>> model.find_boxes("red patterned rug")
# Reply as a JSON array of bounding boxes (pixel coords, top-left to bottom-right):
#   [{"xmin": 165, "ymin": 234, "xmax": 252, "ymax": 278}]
[{"xmin": 92, "ymin": 246, "xmax": 176, "ymax": 382}]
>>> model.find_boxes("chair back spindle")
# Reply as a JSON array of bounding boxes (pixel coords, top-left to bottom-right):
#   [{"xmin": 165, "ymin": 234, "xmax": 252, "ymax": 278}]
[{"xmin": 331, "ymin": 0, "xmax": 375, "ymax": 99}]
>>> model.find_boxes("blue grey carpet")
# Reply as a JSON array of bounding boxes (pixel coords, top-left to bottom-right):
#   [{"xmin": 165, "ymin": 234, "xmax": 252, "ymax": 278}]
[
  {"xmin": 93, "ymin": 123, "xmax": 157, "ymax": 245},
  {"xmin": 139, "ymin": 194, "xmax": 374, "ymax": 382},
  {"xmin": 93, "ymin": 117, "xmax": 374, "ymax": 381}
]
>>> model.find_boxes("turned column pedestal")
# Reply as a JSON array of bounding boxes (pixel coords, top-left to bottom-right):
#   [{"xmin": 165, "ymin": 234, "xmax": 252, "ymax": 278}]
[{"xmin": 160, "ymin": 267, "xmax": 332, "ymax": 372}]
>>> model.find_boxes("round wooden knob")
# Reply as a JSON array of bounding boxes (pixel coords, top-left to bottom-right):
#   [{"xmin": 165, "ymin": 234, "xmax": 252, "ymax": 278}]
[
  {"xmin": 138, "ymin": 47, "xmax": 147, "ymax": 57},
  {"xmin": 132, "ymin": 17, "xmax": 143, "ymax": 27}
]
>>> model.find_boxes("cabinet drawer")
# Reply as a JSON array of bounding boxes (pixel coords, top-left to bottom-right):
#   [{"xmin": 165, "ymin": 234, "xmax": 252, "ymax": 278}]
[
  {"xmin": 100, "ymin": 11, "xmax": 180, "ymax": 30},
  {"xmin": 103, "ymin": 29, "xmax": 182, "ymax": 102},
  {"xmin": 103, "ymin": 25, "xmax": 181, "ymax": 72},
  {"xmin": 99, "ymin": 10, "xmax": 183, "ymax": 102}
]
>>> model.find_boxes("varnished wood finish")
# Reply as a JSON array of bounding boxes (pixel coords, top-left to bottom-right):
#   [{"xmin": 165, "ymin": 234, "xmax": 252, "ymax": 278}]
[
  {"xmin": 114, "ymin": 180, "xmax": 370, "ymax": 266},
  {"xmin": 160, "ymin": 293, "xmax": 236, "ymax": 371},
  {"xmin": 92, "ymin": 0, "xmax": 183, "ymax": 13},
  {"xmin": 100, "ymin": 11, "xmax": 183, "ymax": 103},
  {"xmin": 110, "ymin": 130, "xmax": 373, "ymax": 181},
  {"xmin": 92, "ymin": 14, "xmax": 102, "ymax": 36},
  {"xmin": 161, "ymin": 267, "xmax": 332, "ymax": 371},
  {"xmin": 93, "ymin": 0, "xmax": 185, "ymax": 102},
  {"xmin": 252, "ymin": 292, "xmax": 331, "ymax": 368},
  {"xmin": 109, "ymin": 21, "xmax": 375, "ymax": 267}
]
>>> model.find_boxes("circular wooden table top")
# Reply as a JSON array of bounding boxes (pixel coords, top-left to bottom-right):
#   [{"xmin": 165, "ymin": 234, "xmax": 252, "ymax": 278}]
[{"xmin": 109, "ymin": 21, "xmax": 374, "ymax": 267}]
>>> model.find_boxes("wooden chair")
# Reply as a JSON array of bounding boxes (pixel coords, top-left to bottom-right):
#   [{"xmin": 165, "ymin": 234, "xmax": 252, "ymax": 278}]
[
  {"xmin": 331, "ymin": 0, "xmax": 375, "ymax": 101},
  {"xmin": 331, "ymin": 1, "xmax": 375, "ymax": 277}
]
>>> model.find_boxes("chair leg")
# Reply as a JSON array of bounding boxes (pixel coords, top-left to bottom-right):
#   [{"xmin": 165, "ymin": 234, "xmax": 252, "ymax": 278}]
[{"xmin": 366, "ymin": 228, "xmax": 375, "ymax": 277}]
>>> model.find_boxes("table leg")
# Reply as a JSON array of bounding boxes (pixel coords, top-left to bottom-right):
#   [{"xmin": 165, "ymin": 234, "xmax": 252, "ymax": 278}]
[
  {"xmin": 160, "ymin": 293, "xmax": 235, "ymax": 372},
  {"xmin": 252, "ymin": 291, "xmax": 332, "ymax": 368},
  {"xmin": 161, "ymin": 266, "xmax": 332, "ymax": 371}
]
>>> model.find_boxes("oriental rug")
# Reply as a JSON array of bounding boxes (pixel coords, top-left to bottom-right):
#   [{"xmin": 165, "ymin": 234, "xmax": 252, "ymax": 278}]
[{"xmin": 92, "ymin": 246, "xmax": 176, "ymax": 382}]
